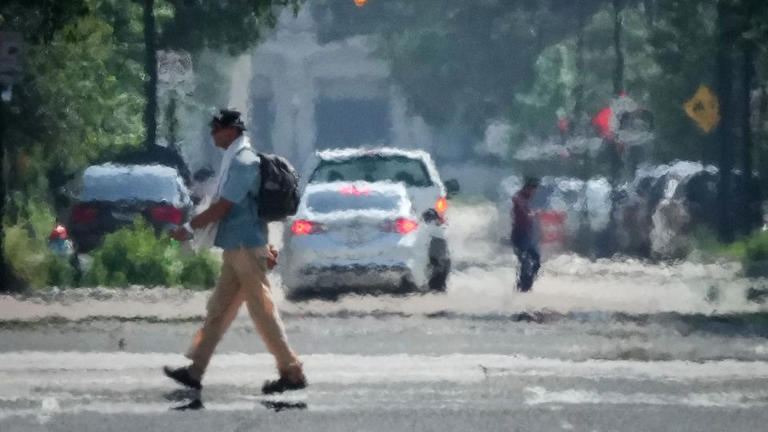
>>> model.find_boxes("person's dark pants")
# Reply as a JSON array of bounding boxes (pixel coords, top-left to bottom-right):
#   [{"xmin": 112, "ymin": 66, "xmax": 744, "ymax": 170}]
[{"xmin": 513, "ymin": 241, "xmax": 540, "ymax": 292}]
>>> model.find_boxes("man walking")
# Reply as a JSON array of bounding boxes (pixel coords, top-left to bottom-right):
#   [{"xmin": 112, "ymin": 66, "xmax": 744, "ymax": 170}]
[
  {"xmin": 511, "ymin": 177, "xmax": 541, "ymax": 292},
  {"xmin": 164, "ymin": 109, "xmax": 306, "ymax": 394}
]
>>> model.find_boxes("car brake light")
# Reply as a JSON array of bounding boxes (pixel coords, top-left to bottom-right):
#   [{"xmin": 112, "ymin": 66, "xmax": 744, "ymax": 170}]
[
  {"xmin": 435, "ymin": 197, "xmax": 448, "ymax": 214},
  {"xmin": 291, "ymin": 220, "xmax": 316, "ymax": 235},
  {"xmin": 395, "ymin": 218, "xmax": 418, "ymax": 234},
  {"xmin": 150, "ymin": 205, "xmax": 183, "ymax": 225},
  {"xmin": 71, "ymin": 205, "xmax": 99, "ymax": 224},
  {"xmin": 340, "ymin": 185, "xmax": 370, "ymax": 195}
]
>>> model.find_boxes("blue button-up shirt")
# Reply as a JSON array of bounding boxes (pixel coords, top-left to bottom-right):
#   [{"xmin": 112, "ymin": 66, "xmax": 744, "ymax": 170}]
[{"xmin": 214, "ymin": 146, "xmax": 267, "ymax": 250}]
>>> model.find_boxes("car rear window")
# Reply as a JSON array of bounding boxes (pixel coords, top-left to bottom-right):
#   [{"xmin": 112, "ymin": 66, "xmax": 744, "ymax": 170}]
[
  {"xmin": 309, "ymin": 155, "xmax": 433, "ymax": 187},
  {"xmin": 81, "ymin": 172, "xmax": 181, "ymax": 203},
  {"xmin": 306, "ymin": 190, "xmax": 401, "ymax": 214}
]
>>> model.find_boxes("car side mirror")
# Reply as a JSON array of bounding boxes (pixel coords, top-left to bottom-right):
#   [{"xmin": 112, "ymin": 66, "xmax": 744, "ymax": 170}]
[
  {"xmin": 422, "ymin": 209, "xmax": 440, "ymax": 224},
  {"xmin": 445, "ymin": 179, "xmax": 460, "ymax": 198}
]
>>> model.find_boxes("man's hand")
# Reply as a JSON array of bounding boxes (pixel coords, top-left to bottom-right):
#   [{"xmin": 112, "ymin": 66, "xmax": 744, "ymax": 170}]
[
  {"xmin": 267, "ymin": 244, "xmax": 279, "ymax": 270},
  {"xmin": 170, "ymin": 226, "xmax": 193, "ymax": 241},
  {"xmin": 190, "ymin": 199, "xmax": 233, "ymax": 229}
]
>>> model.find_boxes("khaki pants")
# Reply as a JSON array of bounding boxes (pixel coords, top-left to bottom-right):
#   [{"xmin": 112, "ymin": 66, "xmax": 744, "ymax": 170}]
[{"xmin": 186, "ymin": 246, "xmax": 299, "ymax": 377}]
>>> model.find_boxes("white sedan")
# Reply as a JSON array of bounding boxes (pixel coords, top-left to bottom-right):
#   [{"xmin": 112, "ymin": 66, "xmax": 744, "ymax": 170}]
[{"xmin": 280, "ymin": 181, "xmax": 439, "ymax": 300}]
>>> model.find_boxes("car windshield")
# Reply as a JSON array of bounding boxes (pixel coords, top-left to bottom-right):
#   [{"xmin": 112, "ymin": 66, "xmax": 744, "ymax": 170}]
[
  {"xmin": 80, "ymin": 169, "xmax": 181, "ymax": 203},
  {"xmin": 309, "ymin": 156, "xmax": 432, "ymax": 187},
  {"xmin": 306, "ymin": 190, "xmax": 402, "ymax": 214}
]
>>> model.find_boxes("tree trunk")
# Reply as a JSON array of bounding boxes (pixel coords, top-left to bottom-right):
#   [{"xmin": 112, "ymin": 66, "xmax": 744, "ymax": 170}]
[
  {"xmin": 573, "ymin": 7, "xmax": 586, "ymax": 129},
  {"xmin": 612, "ymin": 0, "xmax": 625, "ymax": 95},
  {"xmin": 716, "ymin": 1, "xmax": 735, "ymax": 243},
  {"xmin": 143, "ymin": 0, "xmax": 158, "ymax": 149},
  {"xmin": 0, "ymin": 90, "xmax": 7, "ymax": 290}
]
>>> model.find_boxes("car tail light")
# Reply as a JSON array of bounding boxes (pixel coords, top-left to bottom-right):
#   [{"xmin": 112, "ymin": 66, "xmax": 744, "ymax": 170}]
[
  {"xmin": 291, "ymin": 220, "xmax": 324, "ymax": 235},
  {"xmin": 396, "ymin": 218, "xmax": 418, "ymax": 234},
  {"xmin": 382, "ymin": 218, "xmax": 419, "ymax": 234},
  {"xmin": 435, "ymin": 197, "xmax": 448, "ymax": 214},
  {"xmin": 71, "ymin": 205, "xmax": 99, "ymax": 224},
  {"xmin": 149, "ymin": 205, "xmax": 183, "ymax": 225},
  {"xmin": 339, "ymin": 185, "xmax": 370, "ymax": 195}
]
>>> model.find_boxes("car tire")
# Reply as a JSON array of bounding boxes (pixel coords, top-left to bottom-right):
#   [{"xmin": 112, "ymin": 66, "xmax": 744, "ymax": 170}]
[{"xmin": 428, "ymin": 239, "xmax": 451, "ymax": 292}]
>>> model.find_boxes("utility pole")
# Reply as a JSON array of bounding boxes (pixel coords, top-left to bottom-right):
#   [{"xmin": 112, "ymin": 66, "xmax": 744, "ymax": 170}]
[
  {"xmin": 0, "ymin": 31, "xmax": 24, "ymax": 291},
  {"xmin": 716, "ymin": 0, "xmax": 735, "ymax": 243},
  {"xmin": 143, "ymin": 0, "xmax": 158, "ymax": 149},
  {"xmin": 0, "ymin": 85, "xmax": 7, "ymax": 290},
  {"xmin": 612, "ymin": 0, "xmax": 625, "ymax": 95}
]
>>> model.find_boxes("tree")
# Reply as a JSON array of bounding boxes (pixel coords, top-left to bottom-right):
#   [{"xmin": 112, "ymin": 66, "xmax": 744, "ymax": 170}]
[
  {"xmin": 310, "ymin": 0, "xmax": 607, "ymax": 143},
  {"xmin": 0, "ymin": 0, "xmax": 91, "ymax": 290},
  {"xmin": 612, "ymin": 0, "xmax": 625, "ymax": 94},
  {"xmin": 137, "ymin": 0, "xmax": 303, "ymax": 151}
]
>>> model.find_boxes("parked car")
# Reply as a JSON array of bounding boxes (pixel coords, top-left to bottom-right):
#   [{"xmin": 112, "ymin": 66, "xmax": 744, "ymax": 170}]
[
  {"xmin": 497, "ymin": 175, "xmax": 612, "ymax": 255},
  {"xmin": 67, "ymin": 164, "xmax": 193, "ymax": 252},
  {"xmin": 301, "ymin": 147, "xmax": 458, "ymax": 292},
  {"xmin": 280, "ymin": 181, "xmax": 446, "ymax": 300}
]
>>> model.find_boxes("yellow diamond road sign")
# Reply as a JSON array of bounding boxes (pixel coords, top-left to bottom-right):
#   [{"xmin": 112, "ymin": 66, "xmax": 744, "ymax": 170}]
[{"xmin": 684, "ymin": 85, "xmax": 720, "ymax": 133}]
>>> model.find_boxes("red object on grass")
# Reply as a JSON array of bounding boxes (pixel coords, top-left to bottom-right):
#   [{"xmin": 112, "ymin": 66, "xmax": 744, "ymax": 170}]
[{"xmin": 49, "ymin": 224, "xmax": 69, "ymax": 240}]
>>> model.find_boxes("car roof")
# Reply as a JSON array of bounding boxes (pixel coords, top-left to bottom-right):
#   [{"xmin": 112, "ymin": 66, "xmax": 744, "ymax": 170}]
[
  {"xmin": 311, "ymin": 147, "xmax": 444, "ymax": 189},
  {"xmin": 79, "ymin": 164, "xmax": 189, "ymax": 206},
  {"xmin": 315, "ymin": 147, "xmax": 433, "ymax": 163}
]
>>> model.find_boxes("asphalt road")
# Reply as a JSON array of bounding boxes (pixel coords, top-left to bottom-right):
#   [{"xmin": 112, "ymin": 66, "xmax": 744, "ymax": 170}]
[{"xmin": 2, "ymin": 203, "xmax": 768, "ymax": 431}]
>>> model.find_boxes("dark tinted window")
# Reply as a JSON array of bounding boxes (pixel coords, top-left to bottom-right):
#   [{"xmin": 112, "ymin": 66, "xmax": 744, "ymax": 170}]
[
  {"xmin": 306, "ymin": 190, "xmax": 401, "ymax": 213},
  {"xmin": 309, "ymin": 156, "xmax": 432, "ymax": 187},
  {"xmin": 80, "ymin": 168, "xmax": 182, "ymax": 203}
]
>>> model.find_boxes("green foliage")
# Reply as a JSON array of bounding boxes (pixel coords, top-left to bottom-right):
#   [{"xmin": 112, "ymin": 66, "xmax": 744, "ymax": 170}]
[
  {"xmin": 159, "ymin": 0, "xmax": 304, "ymax": 55},
  {"xmin": 693, "ymin": 226, "xmax": 768, "ymax": 277},
  {"xmin": 746, "ymin": 231, "xmax": 768, "ymax": 261},
  {"xmin": 2, "ymin": 199, "xmax": 76, "ymax": 289},
  {"xmin": 84, "ymin": 218, "xmax": 220, "ymax": 288},
  {"xmin": 179, "ymin": 249, "xmax": 221, "ymax": 290},
  {"xmin": 3, "ymin": 0, "xmax": 146, "ymax": 204},
  {"xmin": 4, "ymin": 224, "xmax": 50, "ymax": 289},
  {"xmin": 85, "ymin": 218, "xmax": 174, "ymax": 287},
  {"xmin": 692, "ymin": 226, "xmax": 747, "ymax": 260}
]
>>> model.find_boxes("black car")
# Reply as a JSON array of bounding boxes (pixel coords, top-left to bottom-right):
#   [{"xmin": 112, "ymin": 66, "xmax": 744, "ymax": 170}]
[{"xmin": 68, "ymin": 164, "xmax": 193, "ymax": 252}]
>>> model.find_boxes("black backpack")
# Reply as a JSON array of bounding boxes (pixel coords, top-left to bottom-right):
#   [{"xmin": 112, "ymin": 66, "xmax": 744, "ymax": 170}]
[{"xmin": 255, "ymin": 153, "xmax": 300, "ymax": 222}]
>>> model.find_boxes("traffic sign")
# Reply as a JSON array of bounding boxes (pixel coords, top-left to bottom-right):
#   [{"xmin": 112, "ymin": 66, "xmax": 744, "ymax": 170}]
[{"xmin": 684, "ymin": 85, "xmax": 720, "ymax": 133}]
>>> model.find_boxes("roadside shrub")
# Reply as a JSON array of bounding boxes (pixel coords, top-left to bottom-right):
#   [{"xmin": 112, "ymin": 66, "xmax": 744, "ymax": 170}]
[
  {"xmin": 84, "ymin": 218, "xmax": 220, "ymax": 288},
  {"xmin": 745, "ymin": 230, "xmax": 768, "ymax": 277},
  {"xmin": 85, "ymin": 218, "xmax": 176, "ymax": 287},
  {"xmin": 691, "ymin": 226, "xmax": 747, "ymax": 261},
  {"xmin": 693, "ymin": 226, "xmax": 768, "ymax": 277},
  {"xmin": 4, "ymin": 224, "xmax": 50, "ymax": 289},
  {"xmin": 3, "ymin": 198, "xmax": 76, "ymax": 290},
  {"xmin": 179, "ymin": 250, "xmax": 220, "ymax": 290}
]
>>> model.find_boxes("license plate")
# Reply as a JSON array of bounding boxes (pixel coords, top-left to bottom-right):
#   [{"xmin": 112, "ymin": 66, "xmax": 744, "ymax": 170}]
[
  {"xmin": 343, "ymin": 228, "xmax": 368, "ymax": 245},
  {"xmin": 112, "ymin": 211, "xmax": 137, "ymax": 221}
]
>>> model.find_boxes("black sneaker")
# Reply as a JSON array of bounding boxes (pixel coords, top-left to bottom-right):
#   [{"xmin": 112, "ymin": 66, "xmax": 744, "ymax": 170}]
[
  {"xmin": 261, "ymin": 375, "xmax": 307, "ymax": 395},
  {"xmin": 163, "ymin": 366, "xmax": 202, "ymax": 390}
]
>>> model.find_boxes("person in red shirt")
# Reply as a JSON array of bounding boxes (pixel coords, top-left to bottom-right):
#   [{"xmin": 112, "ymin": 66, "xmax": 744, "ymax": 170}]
[{"xmin": 511, "ymin": 177, "xmax": 541, "ymax": 292}]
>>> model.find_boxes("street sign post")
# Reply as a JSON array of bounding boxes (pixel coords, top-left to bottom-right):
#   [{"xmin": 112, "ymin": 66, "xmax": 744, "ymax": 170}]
[{"xmin": 684, "ymin": 85, "xmax": 720, "ymax": 133}]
